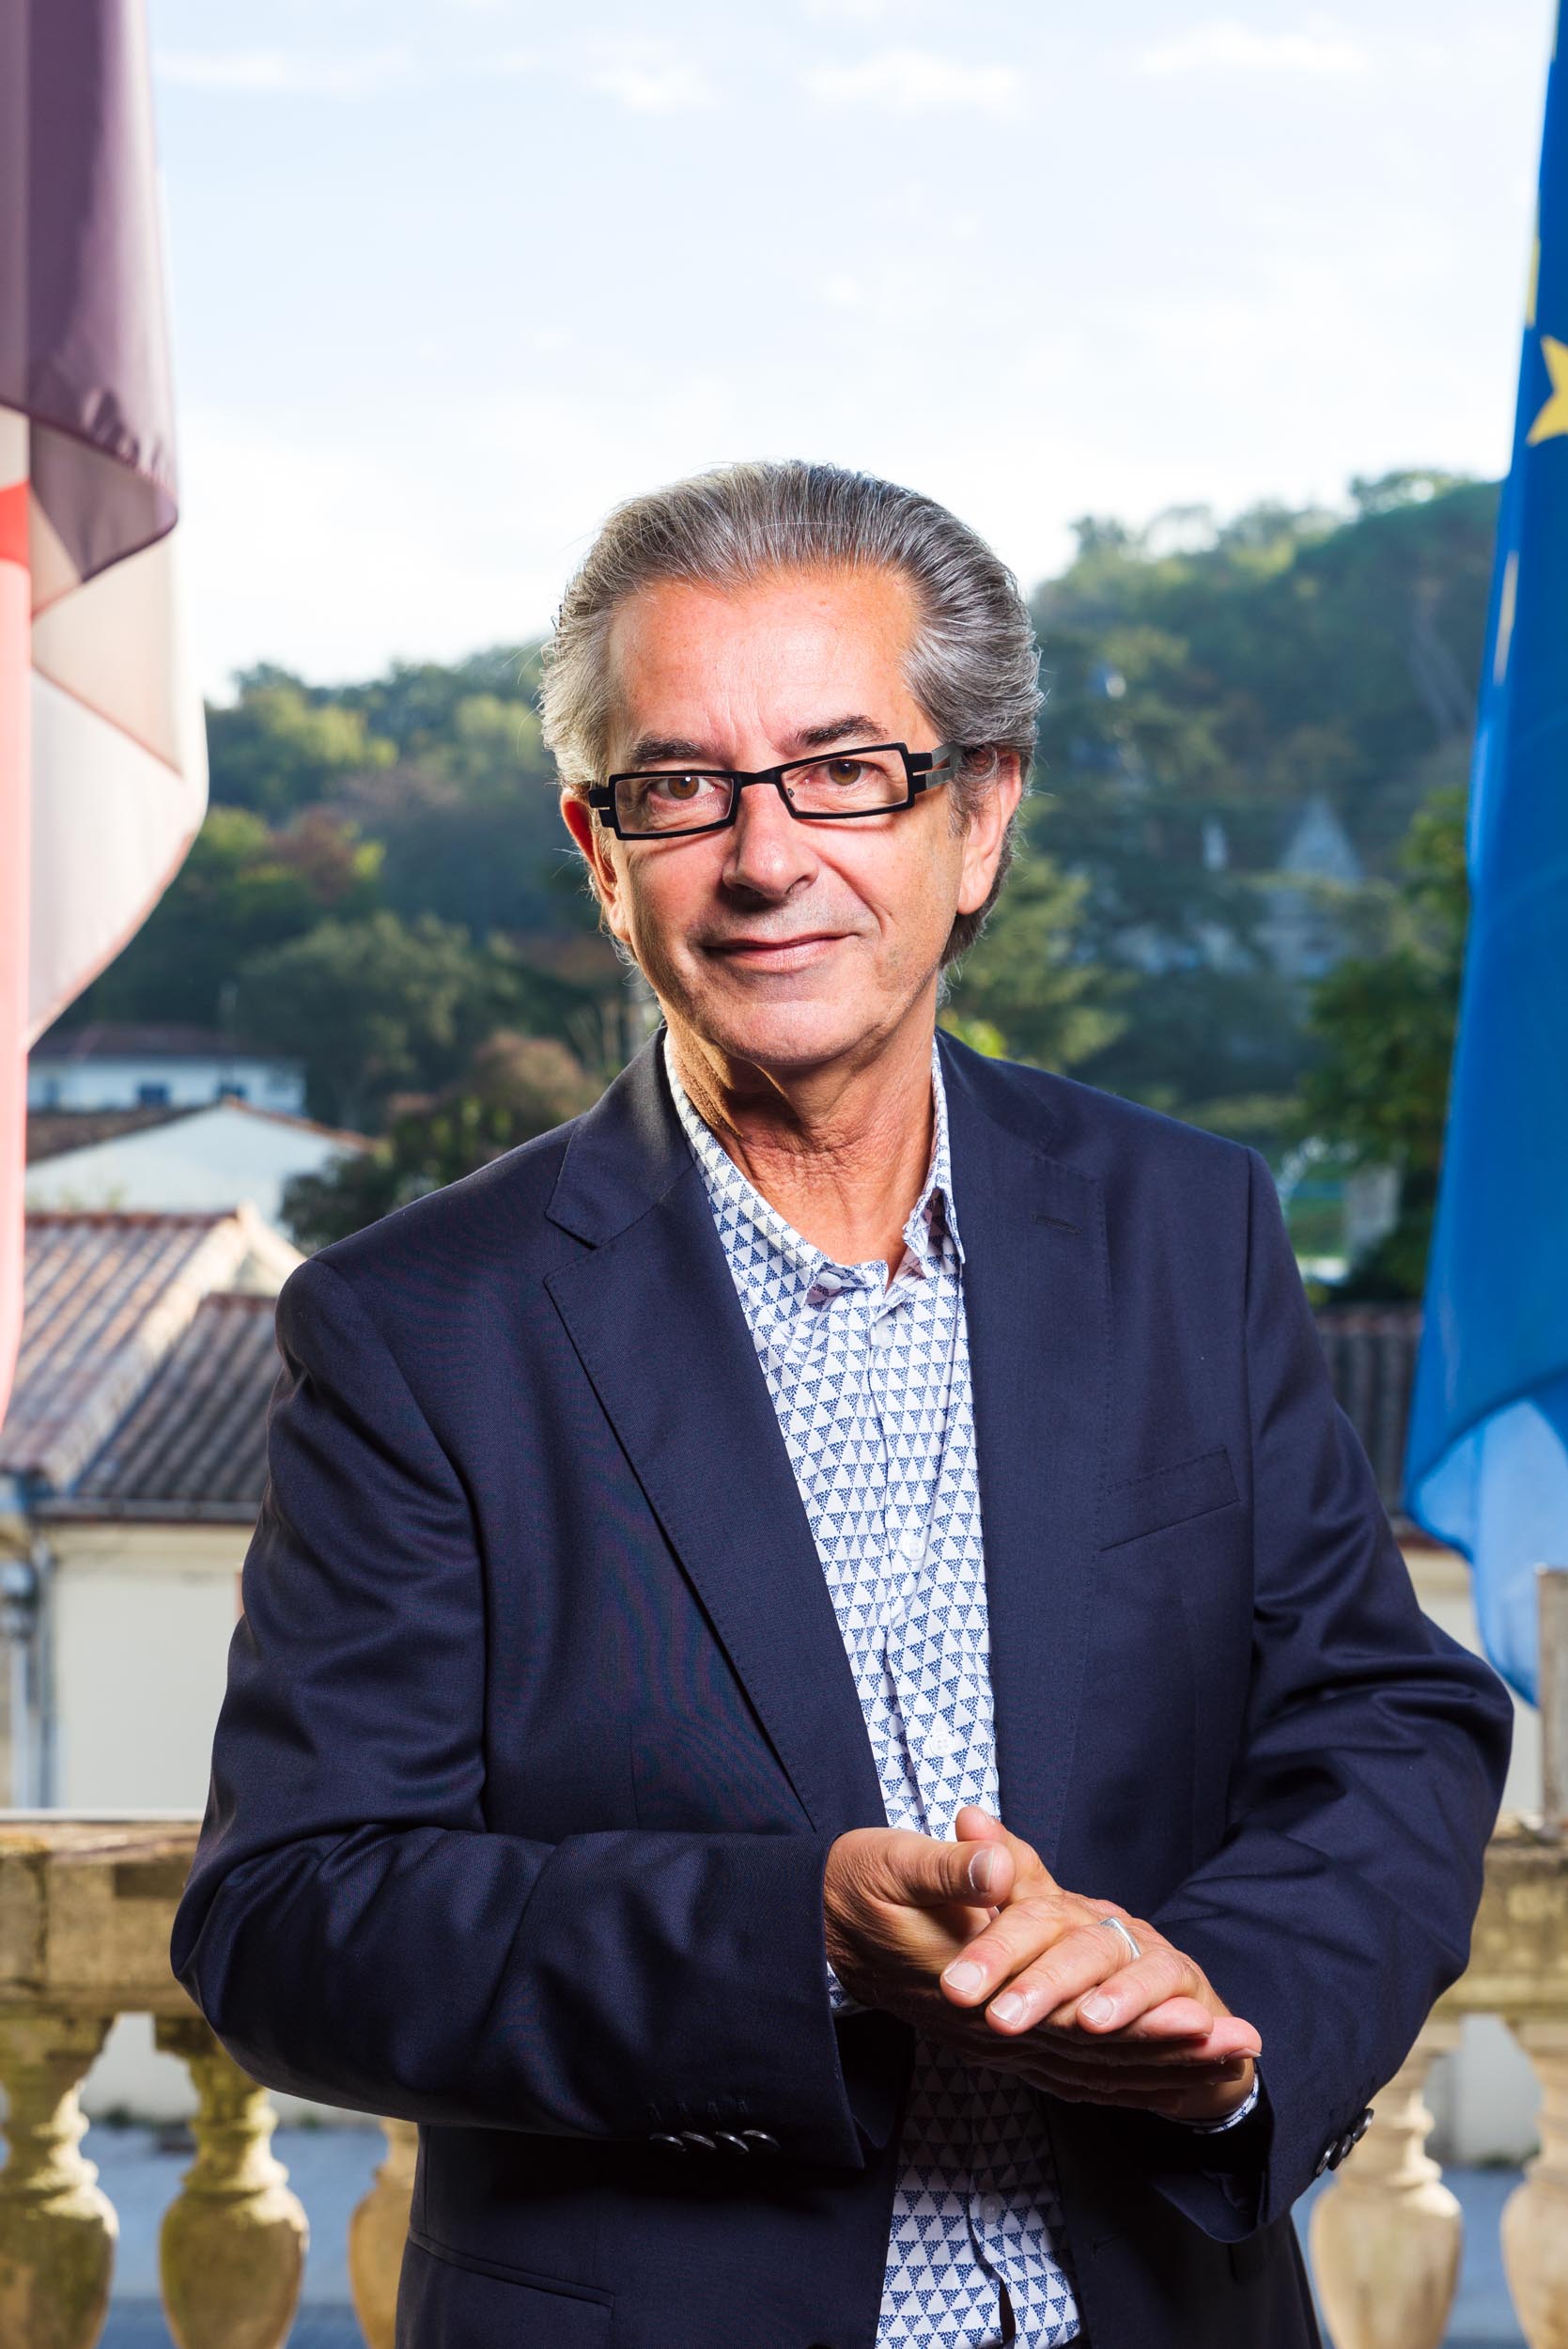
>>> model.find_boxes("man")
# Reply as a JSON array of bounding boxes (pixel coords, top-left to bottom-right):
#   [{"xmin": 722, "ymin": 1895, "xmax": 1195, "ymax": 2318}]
[{"xmin": 172, "ymin": 460, "xmax": 1511, "ymax": 2349}]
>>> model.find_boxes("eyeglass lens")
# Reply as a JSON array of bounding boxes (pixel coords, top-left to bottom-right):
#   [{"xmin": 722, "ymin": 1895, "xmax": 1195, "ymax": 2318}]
[{"xmin": 613, "ymin": 746, "xmax": 911, "ymax": 833}]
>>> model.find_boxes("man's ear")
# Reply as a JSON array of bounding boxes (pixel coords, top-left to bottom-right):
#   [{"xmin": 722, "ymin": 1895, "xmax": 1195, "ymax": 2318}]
[
  {"xmin": 955, "ymin": 752, "xmax": 1024, "ymax": 917},
  {"xmin": 561, "ymin": 792, "xmax": 629, "ymax": 941}
]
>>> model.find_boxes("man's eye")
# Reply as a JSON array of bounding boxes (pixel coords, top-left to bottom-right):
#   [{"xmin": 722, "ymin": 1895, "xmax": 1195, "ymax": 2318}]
[
  {"xmin": 660, "ymin": 774, "xmax": 703, "ymax": 800},
  {"xmin": 825, "ymin": 759, "xmax": 867, "ymax": 786}
]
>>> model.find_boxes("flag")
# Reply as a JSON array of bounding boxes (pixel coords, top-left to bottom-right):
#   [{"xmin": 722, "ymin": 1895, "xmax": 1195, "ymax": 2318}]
[
  {"xmin": 0, "ymin": 0, "xmax": 208, "ymax": 1432},
  {"xmin": 1406, "ymin": 7, "xmax": 1568, "ymax": 1701}
]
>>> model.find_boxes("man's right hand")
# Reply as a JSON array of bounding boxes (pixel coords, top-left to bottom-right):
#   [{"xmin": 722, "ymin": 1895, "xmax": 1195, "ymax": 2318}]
[
  {"xmin": 824, "ymin": 1825, "xmax": 1261, "ymax": 2120},
  {"xmin": 823, "ymin": 1827, "xmax": 1017, "ymax": 2017}
]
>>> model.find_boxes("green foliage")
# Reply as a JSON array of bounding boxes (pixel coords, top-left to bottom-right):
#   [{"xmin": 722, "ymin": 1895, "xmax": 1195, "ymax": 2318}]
[
  {"xmin": 282, "ymin": 1033, "xmax": 603, "ymax": 1249},
  {"xmin": 233, "ymin": 910, "xmax": 564, "ymax": 1130},
  {"xmin": 943, "ymin": 848, "xmax": 1125, "ymax": 1071},
  {"xmin": 77, "ymin": 804, "xmax": 383, "ymax": 1028},
  {"xmin": 207, "ymin": 669, "xmax": 395, "ymax": 817},
  {"xmin": 1294, "ymin": 786, "xmax": 1467, "ymax": 1295},
  {"xmin": 1001, "ymin": 473, "xmax": 1494, "ymax": 1135}
]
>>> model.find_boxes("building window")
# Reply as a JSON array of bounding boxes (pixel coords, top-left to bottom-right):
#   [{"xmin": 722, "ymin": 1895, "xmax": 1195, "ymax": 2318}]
[
  {"xmin": 216, "ymin": 1082, "xmax": 248, "ymax": 1102},
  {"xmin": 136, "ymin": 1081, "xmax": 170, "ymax": 1106}
]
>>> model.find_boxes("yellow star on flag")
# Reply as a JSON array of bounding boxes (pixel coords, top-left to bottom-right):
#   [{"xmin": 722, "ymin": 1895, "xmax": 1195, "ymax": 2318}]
[{"xmin": 1527, "ymin": 334, "xmax": 1568, "ymax": 443}]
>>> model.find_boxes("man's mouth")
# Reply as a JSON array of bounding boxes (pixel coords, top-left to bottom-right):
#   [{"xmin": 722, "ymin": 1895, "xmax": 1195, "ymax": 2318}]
[{"xmin": 706, "ymin": 931, "xmax": 846, "ymax": 964}]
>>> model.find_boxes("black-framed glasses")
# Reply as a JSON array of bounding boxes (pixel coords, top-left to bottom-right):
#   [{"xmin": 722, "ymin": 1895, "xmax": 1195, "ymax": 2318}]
[{"xmin": 586, "ymin": 741, "xmax": 960, "ymax": 840}]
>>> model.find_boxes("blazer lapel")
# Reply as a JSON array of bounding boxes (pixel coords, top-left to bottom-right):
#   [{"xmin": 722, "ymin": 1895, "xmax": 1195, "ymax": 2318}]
[
  {"xmin": 543, "ymin": 1042, "xmax": 887, "ymax": 1842},
  {"xmin": 939, "ymin": 1036, "xmax": 1110, "ymax": 1875}
]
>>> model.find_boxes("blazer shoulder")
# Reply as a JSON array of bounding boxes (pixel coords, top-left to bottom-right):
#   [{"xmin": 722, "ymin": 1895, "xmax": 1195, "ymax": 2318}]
[{"xmin": 946, "ymin": 1034, "xmax": 1254, "ymax": 1189}]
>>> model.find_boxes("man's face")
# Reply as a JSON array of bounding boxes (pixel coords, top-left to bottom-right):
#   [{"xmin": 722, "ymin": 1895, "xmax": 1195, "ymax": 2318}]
[{"xmin": 562, "ymin": 565, "xmax": 1020, "ymax": 1080}]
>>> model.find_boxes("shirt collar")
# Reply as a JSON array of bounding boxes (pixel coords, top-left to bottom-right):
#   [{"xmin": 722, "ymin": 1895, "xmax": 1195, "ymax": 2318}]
[{"xmin": 663, "ymin": 1030, "xmax": 964, "ymax": 1283}]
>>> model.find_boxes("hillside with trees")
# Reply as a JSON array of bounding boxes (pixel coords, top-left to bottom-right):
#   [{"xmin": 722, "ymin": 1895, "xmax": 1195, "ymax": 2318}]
[{"xmin": 54, "ymin": 469, "xmax": 1495, "ymax": 1278}]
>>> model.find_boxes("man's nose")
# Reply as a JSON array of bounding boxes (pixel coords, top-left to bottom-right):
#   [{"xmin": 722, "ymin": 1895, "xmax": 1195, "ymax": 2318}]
[{"xmin": 721, "ymin": 779, "xmax": 819, "ymax": 896}]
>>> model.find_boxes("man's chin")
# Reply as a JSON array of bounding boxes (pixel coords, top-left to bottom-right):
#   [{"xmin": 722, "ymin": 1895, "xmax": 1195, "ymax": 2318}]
[{"xmin": 673, "ymin": 993, "xmax": 883, "ymax": 1077}]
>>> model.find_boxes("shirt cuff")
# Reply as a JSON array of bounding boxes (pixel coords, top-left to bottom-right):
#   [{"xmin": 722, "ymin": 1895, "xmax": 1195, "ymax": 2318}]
[
  {"xmin": 825, "ymin": 1958, "xmax": 863, "ymax": 2016},
  {"xmin": 1182, "ymin": 2074, "xmax": 1261, "ymax": 2133}
]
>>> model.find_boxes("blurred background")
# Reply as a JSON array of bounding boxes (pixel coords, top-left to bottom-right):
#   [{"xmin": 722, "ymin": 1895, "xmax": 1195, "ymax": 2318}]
[{"xmin": 6, "ymin": 8, "xmax": 1567, "ymax": 2348}]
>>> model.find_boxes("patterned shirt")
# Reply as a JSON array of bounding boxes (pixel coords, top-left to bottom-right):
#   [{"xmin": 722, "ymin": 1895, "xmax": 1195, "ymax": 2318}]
[{"xmin": 667, "ymin": 1034, "xmax": 1080, "ymax": 2349}]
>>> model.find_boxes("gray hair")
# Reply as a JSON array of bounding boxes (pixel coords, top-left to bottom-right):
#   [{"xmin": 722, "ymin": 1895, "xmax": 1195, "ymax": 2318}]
[{"xmin": 538, "ymin": 459, "xmax": 1040, "ymax": 960}]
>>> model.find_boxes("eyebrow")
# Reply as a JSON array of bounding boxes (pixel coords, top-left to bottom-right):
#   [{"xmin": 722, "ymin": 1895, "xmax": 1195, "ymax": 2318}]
[{"xmin": 619, "ymin": 715, "xmax": 888, "ymax": 771}]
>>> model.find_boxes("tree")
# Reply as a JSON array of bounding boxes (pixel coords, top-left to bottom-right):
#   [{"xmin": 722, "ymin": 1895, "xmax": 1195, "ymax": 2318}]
[
  {"xmin": 282, "ymin": 1032, "xmax": 603, "ymax": 1248},
  {"xmin": 207, "ymin": 669, "xmax": 396, "ymax": 817},
  {"xmin": 74, "ymin": 805, "xmax": 383, "ymax": 1028},
  {"xmin": 234, "ymin": 910, "xmax": 553, "ymax": 1129},
  {"xmin": 941, "ymin": 841, "xmax": 1124, "ymax": 1071},
  {"xmin": 1293, "ymin": 787, "xmax": 1467, "ymax": 1296}
]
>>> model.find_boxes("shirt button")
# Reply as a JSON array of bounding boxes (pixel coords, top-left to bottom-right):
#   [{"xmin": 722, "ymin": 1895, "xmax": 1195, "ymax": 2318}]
[
  {"xmin": 868, "ymin": 1318, "xmax": 896, "ymax": 1350},
  {"xmin": 979, "ymin": 2191, "xmax": 1003, "ymax": 2225}
]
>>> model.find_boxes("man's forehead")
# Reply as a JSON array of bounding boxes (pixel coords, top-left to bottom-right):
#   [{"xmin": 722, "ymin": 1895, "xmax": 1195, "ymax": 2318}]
[{"xmin": 605, "ymin": 565, "xmax": 921, "ymax": 748}]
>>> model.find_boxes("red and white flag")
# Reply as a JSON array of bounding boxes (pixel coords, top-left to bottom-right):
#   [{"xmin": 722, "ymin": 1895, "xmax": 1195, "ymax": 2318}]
[{"xmin": 0, "ymin": 0, "xmax": 207, "ymax": 1430}]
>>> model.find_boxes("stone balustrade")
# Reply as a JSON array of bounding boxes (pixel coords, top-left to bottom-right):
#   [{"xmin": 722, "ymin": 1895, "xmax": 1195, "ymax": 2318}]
[
  {"xmin": 0, "ymin": 1817, "xmax": 411, "ymax": 2349},
  {"xmin": 0, "ymin": 1812, "xmax": 1563, "ymax": 2348},
  {"xmin": 1311, "ymin": 1815, "xmax": 1568, "ymax": 2349}
]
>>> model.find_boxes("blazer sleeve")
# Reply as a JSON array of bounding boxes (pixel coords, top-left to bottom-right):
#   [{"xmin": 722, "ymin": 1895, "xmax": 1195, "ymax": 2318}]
[
  {"xmin": 169, "ymin": 1252, "xmax": 874, "ymax": 2166},
  {"xmin": 1136, "ymin": 1145, "xmax": 1513, "ymax": 2238}
]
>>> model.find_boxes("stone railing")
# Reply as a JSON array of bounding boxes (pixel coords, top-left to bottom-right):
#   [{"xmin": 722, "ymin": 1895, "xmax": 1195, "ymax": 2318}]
[
  {"xmin": 0, "ymin": 1816, "xmax": 412, "ymax": 2349},
  {"xmin": 0, "ymin": 1813, "xmax": 1564, "ymax": 2349},
  {"xmin": 1311, "ymin": 1815, "xmax": 1568, "ymax": 2349}
]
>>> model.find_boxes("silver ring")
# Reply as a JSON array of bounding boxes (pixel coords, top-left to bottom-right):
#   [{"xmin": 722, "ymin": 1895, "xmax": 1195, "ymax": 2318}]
[{"xmin": 1095, "ymin": 1914, "xmax": 1142, "ymax": 1966}]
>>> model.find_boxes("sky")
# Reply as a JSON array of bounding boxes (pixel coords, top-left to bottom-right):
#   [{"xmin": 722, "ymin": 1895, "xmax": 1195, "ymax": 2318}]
[{"xmin": 146, "ymin": 0, "xmax": 1559, "ymax": 699}]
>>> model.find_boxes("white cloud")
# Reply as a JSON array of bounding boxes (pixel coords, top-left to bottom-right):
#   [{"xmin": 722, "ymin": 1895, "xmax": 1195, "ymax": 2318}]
[
  {"xmin": 586, "ymin": 58, "xmax": 718, "ymax": 112},
  {"xmin": 1136, "ymin": 19, "xmax": 1371, "ymax": 77},
  {"xmin": 156, "ymin": 47, "xmax": 413, "ymax": 96},
  {"xmin": 805, "ymin": 48, "xmax": 1022, "ymax": 115},
  {"xmin": 822, "ymin": 273, "xmax": 864, "ymax": 308}
]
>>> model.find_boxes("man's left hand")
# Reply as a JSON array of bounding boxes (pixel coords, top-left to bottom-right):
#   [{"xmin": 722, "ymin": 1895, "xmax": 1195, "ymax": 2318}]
[{"xmin": 939, "ymin": 1807, "xmax": 1260, "ymax": 2126}]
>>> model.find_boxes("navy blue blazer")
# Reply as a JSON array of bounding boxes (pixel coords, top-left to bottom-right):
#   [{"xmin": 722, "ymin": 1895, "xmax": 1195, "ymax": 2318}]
[{"xmin": 171, "ymin": 1031, "xmax": 1511, "ymax": 2349}]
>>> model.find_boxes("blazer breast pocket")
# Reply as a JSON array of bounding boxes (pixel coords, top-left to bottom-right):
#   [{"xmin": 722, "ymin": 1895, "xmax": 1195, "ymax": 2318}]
[{"xmin": 1098, "ymin": 1444, "xmax": 1240, "ymax": 1551}]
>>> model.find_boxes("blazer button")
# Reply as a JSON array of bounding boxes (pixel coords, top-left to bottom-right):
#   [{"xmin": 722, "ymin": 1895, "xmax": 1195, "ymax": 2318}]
[
  {"xmin": 714, "ymin": 2131, "xmax": 750, "ymax": 2155},
  {"xmin": 680, "ymin": 2130, "xmax": 719, "ymax": 2152},
  {"xmin": 740, "ymin": 2128, "xmax": 781, "ymax": 2154},
  {"xmin": 1313, "ymin": 2145, "xmax": 1332, "ymax": 2179},
  {"xmin": 649, "ymin": 2133, "xmax": 687, "ymax": 2153},
  {"xmin": 1351, "ymin": 2108, "xmax": 1374, "ymax": 2144}
]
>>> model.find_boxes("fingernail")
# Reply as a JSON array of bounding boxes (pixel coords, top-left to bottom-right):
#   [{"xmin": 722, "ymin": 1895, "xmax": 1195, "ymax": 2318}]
[
  {"xmin": 1079, "ymin": 1994, "xmax": 1115, "ymax": 2026},
  {"xmin": 967, "ymin": 1848, "xmax": 1001, "ymax": 1897},
  {"xmin": 990, "ymin": 1991, "xmax": 1027, "ymax": 2027},
  {"xmin": 943, "ymin": 1960, "xmax": 986, "ymax": 1997}
]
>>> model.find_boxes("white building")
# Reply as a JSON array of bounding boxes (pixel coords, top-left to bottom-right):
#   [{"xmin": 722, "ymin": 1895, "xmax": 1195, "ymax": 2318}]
[
  {"xmin": 26, "ymin": 1097, "xmax": 370, "ymax": 1229},
  {"xmin": 28, "ymin": 1021, "xmax": 306, "ymax": 1116}
]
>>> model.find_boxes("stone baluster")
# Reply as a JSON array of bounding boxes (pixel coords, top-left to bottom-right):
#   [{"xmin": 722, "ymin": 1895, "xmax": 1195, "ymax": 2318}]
[
  {"xmin": 1309, "ymin": 2019, "xmax": 1461, "ymax": 2349},
  {"xmin": 0, "ymin": 2008, "xmax": 116, "ymax": 2349},
  {"xmin": 155, "ymin": 2014, "xmax": 308, "ymax": 2349},
  {"xmin": 349, "ymin": 2116, "xmax": 417, "ymax": 2349},
  {"xmin": 1501, "ymin": 2019, "xmax": 1568, "ymax": 2349}
]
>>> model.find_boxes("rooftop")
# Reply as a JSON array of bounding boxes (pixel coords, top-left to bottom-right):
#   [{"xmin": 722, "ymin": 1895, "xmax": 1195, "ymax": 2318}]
[
  {"xmin": 25, "ymin": 1099, "xmax": 371, "ymax": 1167},
  {"xmin": 3, "ymin": 1208, "xmax": 300, "ymax": 1493},
  {"xmin": 46, "ymin": 1291, "xmax": 282, "ymax": 1519},
  {"xmin": 29, "ymin": 1021, "xmax": 302, "ymax": 1066}
]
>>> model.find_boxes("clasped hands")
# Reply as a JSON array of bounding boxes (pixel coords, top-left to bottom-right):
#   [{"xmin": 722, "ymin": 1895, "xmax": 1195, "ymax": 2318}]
[{"xmin": 823, "ymin": 1804, "xmax": 1260, "ymax": 2125}]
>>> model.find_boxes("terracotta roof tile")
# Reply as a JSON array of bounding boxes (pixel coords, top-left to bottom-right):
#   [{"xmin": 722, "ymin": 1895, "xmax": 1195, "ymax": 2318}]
[
  {"xmin": 25, "ymin": 1106, "xmax": 198, "ymax": 1163},
  {"xmin": 63, "ymin": 1291, "xmax": 281, "ymax": 1514},
  {"xmin": 3, "ymin": 1209, "xmax": 293, "ymax": 1491}
]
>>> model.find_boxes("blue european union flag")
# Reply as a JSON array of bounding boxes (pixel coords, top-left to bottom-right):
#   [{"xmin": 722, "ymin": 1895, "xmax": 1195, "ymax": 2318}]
[{"xmin": 1405, "ymin": 8, "xmax": 1568, "ymax": 1701}]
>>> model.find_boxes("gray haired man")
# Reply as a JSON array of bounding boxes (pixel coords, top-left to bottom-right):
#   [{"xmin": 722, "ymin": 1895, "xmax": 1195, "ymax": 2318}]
[{"xmin": 174, "ymin": 460, "xmax": 1510, "ymax": 2347}]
